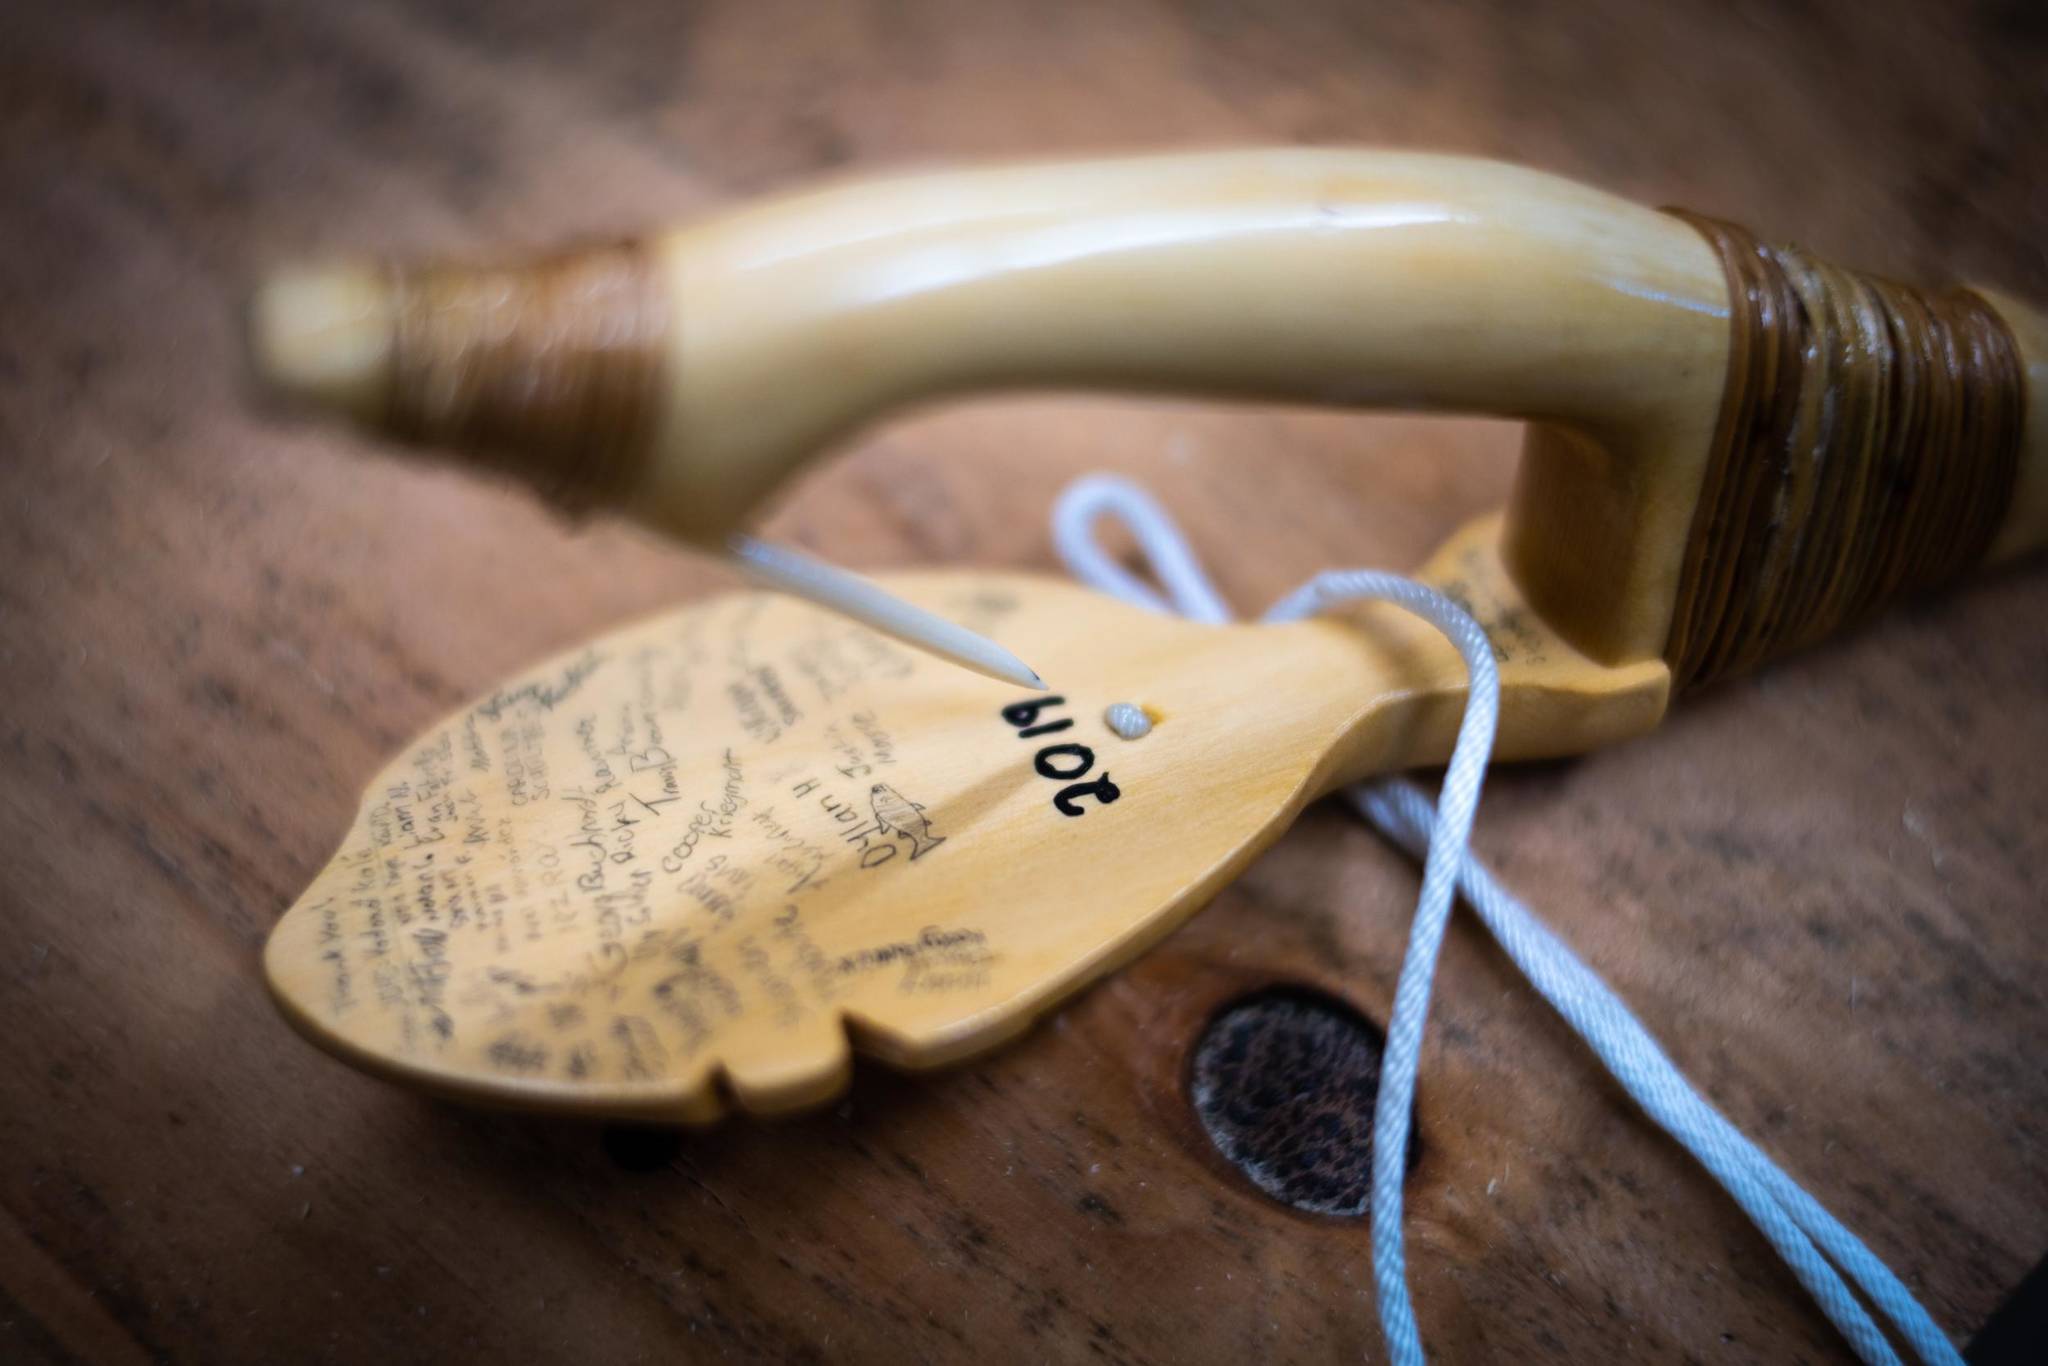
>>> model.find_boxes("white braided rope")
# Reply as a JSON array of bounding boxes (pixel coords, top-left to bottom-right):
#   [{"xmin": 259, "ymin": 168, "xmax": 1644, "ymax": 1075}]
[{"xmin": 1050, "ymin": 473, "xmax": 1960, "ymax": 1366}]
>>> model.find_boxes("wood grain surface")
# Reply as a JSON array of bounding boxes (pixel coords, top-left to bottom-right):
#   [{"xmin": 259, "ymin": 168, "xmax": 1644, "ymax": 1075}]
[{"xmin": 3, "ymin": 1, "xmax": 2044, "ymax": 1361}]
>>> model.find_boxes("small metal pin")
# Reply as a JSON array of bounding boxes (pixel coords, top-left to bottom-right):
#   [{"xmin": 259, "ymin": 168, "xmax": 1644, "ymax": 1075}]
[{"xmin": 729, "ymin": 534, "xmax": 1047, "ymax": 692}]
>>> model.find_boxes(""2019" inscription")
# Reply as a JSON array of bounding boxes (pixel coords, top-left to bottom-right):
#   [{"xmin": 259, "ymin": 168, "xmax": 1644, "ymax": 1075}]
[{"xmin": 997, "ymin": 696, "xmax": 1122, "ymax": 817}]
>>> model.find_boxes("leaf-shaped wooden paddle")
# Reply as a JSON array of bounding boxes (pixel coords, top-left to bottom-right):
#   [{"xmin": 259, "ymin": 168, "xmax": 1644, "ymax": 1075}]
[{"xmin": 265, "ymin": 518, "xmax": 1664, "ymax": 1121}]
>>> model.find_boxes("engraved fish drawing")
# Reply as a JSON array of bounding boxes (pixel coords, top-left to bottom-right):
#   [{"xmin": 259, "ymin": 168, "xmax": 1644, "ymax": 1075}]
[{"xmin": 869, "ymin": 783, "xmax": 947, "ymax": 861}]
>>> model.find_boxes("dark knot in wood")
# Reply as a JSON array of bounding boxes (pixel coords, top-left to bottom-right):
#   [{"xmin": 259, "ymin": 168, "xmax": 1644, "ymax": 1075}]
[{"xmin": 1188, "ymin": 986, "xmax": 1415, "ymax": 1217}]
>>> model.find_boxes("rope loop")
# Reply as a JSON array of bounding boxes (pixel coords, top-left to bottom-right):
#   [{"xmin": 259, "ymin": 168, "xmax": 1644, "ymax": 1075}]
[{"xmin": 1050, "ymin": 475, "xmax": 1960, "ymax": 1366}]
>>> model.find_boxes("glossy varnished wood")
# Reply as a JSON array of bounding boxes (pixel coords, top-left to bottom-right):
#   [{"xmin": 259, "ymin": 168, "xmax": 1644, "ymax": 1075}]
[{"xmin": 2, "ymin": 1, "xmax": 2045, "ymax": 1362}]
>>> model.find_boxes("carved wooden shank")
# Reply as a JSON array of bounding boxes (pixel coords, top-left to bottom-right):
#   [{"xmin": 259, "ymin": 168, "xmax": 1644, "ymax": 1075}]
[{"xmin": 252, "ymin": 150, "xmax": 2048, "ymax": 680}]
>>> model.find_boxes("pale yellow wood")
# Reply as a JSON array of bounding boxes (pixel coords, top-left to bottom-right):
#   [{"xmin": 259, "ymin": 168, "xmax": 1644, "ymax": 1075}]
[
  {"xmin": 246, "ymin": 262, "xmax": 394, "ymax": 427},
  {"xmin": 263, "ymin": 516, "xmax": 1665, "ymax": 1120},
  {"xmin": 250, "ymin": 150, "xmax": 1730, "ymax": 665},
  {"xmin": 251, "ymin": 149, "xmax": 2048, "ymax": 668},
  {"xmin": 648, "ymin": 151, "xmax": 1729, "ymax": 670},
  {"xmin": 252, "ymin": 148, "xmax": 2048, "ymax": 1118}
]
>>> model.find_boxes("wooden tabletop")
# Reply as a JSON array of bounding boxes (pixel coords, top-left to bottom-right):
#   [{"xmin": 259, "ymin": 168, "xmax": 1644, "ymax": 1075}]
[{"xmin": 4, "ymin": 2, "xmax": 2044, "ymax": 1361}]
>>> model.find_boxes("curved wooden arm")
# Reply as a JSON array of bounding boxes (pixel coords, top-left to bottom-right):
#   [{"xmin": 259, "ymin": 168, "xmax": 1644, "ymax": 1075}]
[{"xmin": 249, "ymin": 148, "xmax": 2048, "ymax": 669}]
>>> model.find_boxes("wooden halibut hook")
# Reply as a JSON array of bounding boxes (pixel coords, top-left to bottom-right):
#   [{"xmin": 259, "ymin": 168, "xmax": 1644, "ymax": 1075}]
[{"xmin": 248, "ymin": 150, "xmax": 2048, "ymax": 1120}]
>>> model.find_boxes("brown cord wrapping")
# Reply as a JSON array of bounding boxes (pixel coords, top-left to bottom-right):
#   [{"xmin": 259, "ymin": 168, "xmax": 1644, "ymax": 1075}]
[
  {"xmin": 385, "ymin": 241, "xmax": 668, "ymax": 509},
  {"xmin": 1662, "ymin": 212, "xmax": 2025, "ymax": 692}
]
